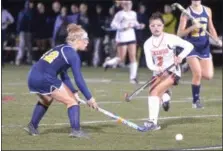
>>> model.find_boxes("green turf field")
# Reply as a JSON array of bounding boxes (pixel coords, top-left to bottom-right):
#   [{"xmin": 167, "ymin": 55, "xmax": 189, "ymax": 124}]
[{"xmin": 2, "ymin": 64, "xmax": 222, "ymax": 150}]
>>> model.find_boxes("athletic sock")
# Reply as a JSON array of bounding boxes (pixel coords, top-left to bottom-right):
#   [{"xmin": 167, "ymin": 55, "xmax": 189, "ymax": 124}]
[
  {"xmin": 192, "ymin": 84, "xmax": 200, "ymax": 103},
  {"xmin": 148, "ymin": 96, "xmax": 160, "ymax": 125},
  {"xmin": 162, "ymin": 93, "xmax": 171, "ymax": 103},
  {"xmin": 129, "ymin": 62, "xmax": 138, "ymax": 80},
  {"xmin": 30, "ymin": 102, "xmax": 48, "ymax": 129},
  {"xmin": 68, "ymin": 105, "xmax": 80, "ymax": 130}
]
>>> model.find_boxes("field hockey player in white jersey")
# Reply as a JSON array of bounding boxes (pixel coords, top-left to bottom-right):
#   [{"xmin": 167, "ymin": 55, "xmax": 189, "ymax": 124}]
[
  {"xmin": 103, "ymin": 0, "xmax": 145, "ymax": 84},
  {"xmin": 143, "ymin": 12, "xmax": 194, "ymax": 131}
]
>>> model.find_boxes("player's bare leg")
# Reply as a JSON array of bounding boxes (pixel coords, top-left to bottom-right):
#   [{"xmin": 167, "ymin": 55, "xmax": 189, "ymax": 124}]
[
  {"xmin": 24, "ymin": 95, "xmax": 53, "ymax": 136},
  {"xmin": 147, "ymin": 75, "xmax": 171, "ymax": 112},
  {"xmin": 51, "ymin": 84, "xmax": 78, "ymax": 107},
  {"xmin": 118, "ymin": 44, "xmax": 128, "ymax": 67},
  {"xmin": 200, "ymin": 58, "xmax": 214, "ymax": 80},
  {"xmin": 128, "ymin": 43, "xmax": 138, "ymax": 84},
  {"xmin": 51, "ymin": 83, "xmax": 89, "ymax": 138},
  {"xmin": 161, "ymin": 89, "xmax": 172, "ymax": 112},
  {"xmin": 187, "ymin": 57, "xmax": 203, "ymax": 108},
  {"xmin": 144, "ymin": 74, "xmax": 174, "ymax": 131},
  {"xmin": 103, "ymin": 45, "xmax": 127, "ymax": 70}
]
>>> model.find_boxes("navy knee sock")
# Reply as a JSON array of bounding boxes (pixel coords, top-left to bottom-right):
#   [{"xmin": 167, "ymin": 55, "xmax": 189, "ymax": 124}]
[
  {"xmin": 68, "ymin": 105, "xmax": 80, "ymax": 131},
  {"xmin": 192, "ymin": 84, "xmax": 200, "ymax": 103},
  {"xmin": 30, "ymin": 102, "xmax": 48, "ymax": 129}
]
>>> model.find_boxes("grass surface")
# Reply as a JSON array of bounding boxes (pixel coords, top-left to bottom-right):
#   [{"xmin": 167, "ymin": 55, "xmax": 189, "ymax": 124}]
[{"xmin": 2, "ymin": 64, "xmax": 222, "ymax": 150}]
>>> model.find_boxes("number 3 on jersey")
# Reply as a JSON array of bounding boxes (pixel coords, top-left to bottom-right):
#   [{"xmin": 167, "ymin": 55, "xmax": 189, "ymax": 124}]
[
  {"xmin": 41, "ymin": 50, "xmax": 59, "ymax": 64},
  {"xmin": 157, "ymin": 56, "xmax": 163, "ymax": 66}
]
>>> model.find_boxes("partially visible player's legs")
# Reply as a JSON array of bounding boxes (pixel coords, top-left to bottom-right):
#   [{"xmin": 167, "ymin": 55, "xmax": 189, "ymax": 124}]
[
  {"xmin": 16, "ymin": 32, "xmax": 26, "ymax": 66},
  {"xmin": 200, "ymin": 58, "xmax": 214, "ymax": 80},
  {"xmin": 24, "ymin": 94, "xmax": 53, "ymax": 136},
  {"xmin": 181, "ymin": 58, "xmax": 190, "ymax": 73},
  {"xmin": 103, "ymin": 44, "xmax": 127, "ymax": 70},
  {"xmin": 104, "ymin": 56, "xmax": 120, "ymax": 68},
  {"xmin": 156, "ymin": 75, "xmax": 174, "ymax": 114},
  {"xmin": 92, "ymin": 38, "xmax": 102, "ymax": 67},
  {"xmin": 118, "ymin": 44, "xmax": 128, "ymax": 66},
  {"xmin": 148, "ymin": 75, "xmax": 167, "ymax": 111},
  {"xmin": 187, "ymin": 57, "xmax": 203, "ymax": 108},
  {"xmin": 149, "ymin": 79, "xmax": 172, "ymax": 108},
  {"xmin": 25, "ymin": 32, "xmax": 33, "ymax": 64},
  {"xmin": 144, "ymin": 74, "xmax": 174, "ymax": 130},
  {"xmin": 127, "ymin": 43, "xmax": 138, "ymax": 84},
  {"xmin": 161, "ymin": 89, "xmax": 172, "ymax": 112},
  {"xmin": 50, "ymin": 83, "xmax": 88, "ymax": 138}
]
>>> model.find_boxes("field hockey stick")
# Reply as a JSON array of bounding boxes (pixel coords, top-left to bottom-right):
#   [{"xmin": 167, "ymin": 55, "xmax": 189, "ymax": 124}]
[
  {"xmin": 76, "ymin": 97, "xmax": 147, "ymax": 132},
  {"xmin": 171, "ymin": 3, "xmax": 220, "ymax": 44},
  {"xmin": 124, "ymin": 63, "xmax": 176, "ymax": 102}
]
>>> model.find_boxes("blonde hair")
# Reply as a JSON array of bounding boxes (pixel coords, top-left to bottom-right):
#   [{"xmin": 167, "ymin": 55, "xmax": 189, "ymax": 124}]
[{"xmin": 66, "ymin": 24, "xmax": 86, "ymax": 43}]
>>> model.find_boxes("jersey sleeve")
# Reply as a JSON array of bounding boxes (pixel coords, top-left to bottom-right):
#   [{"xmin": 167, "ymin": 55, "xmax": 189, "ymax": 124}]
[
  {"xmin": 63, "ymin": 48, "xmax": 92, "ymax": 101},
  {"xmin": 143, "ymin": 40, "xmax": 160, "ymax": 72},
  {"xmin": 60, "ymin": 70, "xmax": 78, "ymax": 93},
  {"xmin": 111, "ymin": 11, "xmax": 127, "ymax": 30},
  {"xmin": 170, "ymin": 34, "xmax": 194, "ymax": 59},
  {"xmin": 133, "ymin": 11, "xmax": 140, "ymax": 27},
  {"xmin": 6, "ymin": 10, "xmax": 14, "ymax": 24}
]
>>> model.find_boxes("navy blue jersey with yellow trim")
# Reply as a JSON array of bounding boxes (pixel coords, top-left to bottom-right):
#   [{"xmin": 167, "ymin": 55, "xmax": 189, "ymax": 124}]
[
  {"xmin": 185, "ymin": 6, "xmax": 209, "ymax": 50},
  {"xmin": 31, "ymin": 44, "xmax": 92, "ymax": 100}
]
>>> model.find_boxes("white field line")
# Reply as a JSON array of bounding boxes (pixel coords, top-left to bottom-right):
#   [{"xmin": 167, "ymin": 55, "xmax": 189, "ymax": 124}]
[
  {"xmin": 1, "ymin": 79, "xmax": 199, "ymax": 86},
  {"xmin": 2, "ymin": 99, "xmax": 222, "ymax": 106},
  {"xmin": 1, "ymin": 114, "xmax": 222, "ymax": 128},
  {"xmin": 2, "ymin": 92, "xmax": 222, "ymax": 101},
  {"xmin": 2, "ymin": 91, "xmax": 222, "ymax": 101},
  {"xmin": 181, "ymin": 145, "xmax": 222, "ymax": 150},
  {"xmin": 135, "ymin": 96, "xmax": 222, "ymax": 100},
  {"xmin": 2, "ymin": 92, "xmax": 222, "ymax": 105},
  {"xmin": 2, "ymin": 97, "xmax": 222, "ymax": 106},
  {"xmin": 3, "ymin": 79, "xmax": 112, "ymax": 86}
]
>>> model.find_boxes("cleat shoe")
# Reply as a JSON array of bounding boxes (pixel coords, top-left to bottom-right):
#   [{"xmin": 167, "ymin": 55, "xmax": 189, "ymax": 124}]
[
  {"xmin": 138, "ymin": 126, "xmax": 149, "ymax": 132},
  {"xmin": 130, "ymin": 78, "xmax": 139, "ymax": 84},
  {"xmin": 104, "ymin": 65, "xmax": 110, "ymax": 71},
  {"xmin": 192, "ymin": 100, "xmax": 204, "ymax": 109},
  {"xmin": 69, "ymin": 129, "xmax": 89, "ymax": 138},
  {"xmin": 24, "ymin": 123, "xmax": 39, "ymax": 136},
  {"xmin": 143, "ymin": 121, "xmax": 161, "ymax": 131},
  {"xmin": 118, "ymin": 62, "xmax": 126, "ymax": 68},
  {"xmin": 103, "ymin": 57, "xmax": 111, "ymax": 71},
  {"xmin": 103, "ymin": 62, "xmax": 111, "ymax": 71},
  {"xmin": 162, "ymin": 101, "xmax": 170, "ymax": 112},
  {"xmin": 162, "ymin": 89, "xmax": 171, "ymax": 112}
]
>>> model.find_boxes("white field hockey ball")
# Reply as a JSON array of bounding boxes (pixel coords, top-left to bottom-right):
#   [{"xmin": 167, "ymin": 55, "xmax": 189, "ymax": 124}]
[{"xmin": 175, "ymin": 133, "xmax": 183, "ymax": 141}]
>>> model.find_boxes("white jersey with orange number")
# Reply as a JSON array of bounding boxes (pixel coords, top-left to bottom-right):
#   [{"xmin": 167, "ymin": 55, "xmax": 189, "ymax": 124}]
[
  {"xmin": 111, "ymin": 10, "xmax": 140, "ymax": 43},
  {"xmin": 143, "ymin": 33, "xmax": 194, "ymax": 77}
]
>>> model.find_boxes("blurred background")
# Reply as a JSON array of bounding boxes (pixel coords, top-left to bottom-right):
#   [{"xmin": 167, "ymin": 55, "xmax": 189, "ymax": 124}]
[{"xmin": 1, "ymin": 0, "xmax": 222, "ymax": 67}]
